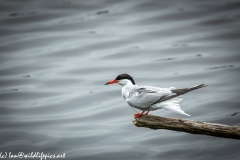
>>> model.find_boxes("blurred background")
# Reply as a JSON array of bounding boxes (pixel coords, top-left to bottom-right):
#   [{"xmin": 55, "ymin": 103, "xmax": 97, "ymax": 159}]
[{"xmin": 0, "ymin": 0, "xmax": 240, "ymax": 159}]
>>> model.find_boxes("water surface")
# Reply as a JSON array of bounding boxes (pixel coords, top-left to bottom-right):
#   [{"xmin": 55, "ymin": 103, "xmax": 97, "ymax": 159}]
[{"xmin": 0, "ymin": 0, "xmax": 240, "ymax": 160}]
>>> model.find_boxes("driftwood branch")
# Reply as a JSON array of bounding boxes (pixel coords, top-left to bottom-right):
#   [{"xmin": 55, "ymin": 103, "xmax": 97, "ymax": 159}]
[{"xmin": 133, "ymin": 114, "xmax": 240, "ymax": 140}]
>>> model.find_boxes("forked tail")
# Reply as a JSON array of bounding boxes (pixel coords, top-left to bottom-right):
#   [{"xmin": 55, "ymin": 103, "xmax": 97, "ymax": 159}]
[{"xmin": 152, "ymin": 96, "xmax": 190, "ymax": 116}]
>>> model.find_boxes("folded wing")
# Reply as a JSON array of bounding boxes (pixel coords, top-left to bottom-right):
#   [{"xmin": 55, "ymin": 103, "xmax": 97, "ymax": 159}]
[{"xmin": 126, "ymin": 86, "xmax": 173, "ymax": 109}]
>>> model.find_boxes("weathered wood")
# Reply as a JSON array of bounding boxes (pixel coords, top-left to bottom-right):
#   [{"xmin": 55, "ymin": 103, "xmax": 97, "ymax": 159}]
[{"xmin": 133, "ymin": 114, "xmax": 240, "ymax": 140}]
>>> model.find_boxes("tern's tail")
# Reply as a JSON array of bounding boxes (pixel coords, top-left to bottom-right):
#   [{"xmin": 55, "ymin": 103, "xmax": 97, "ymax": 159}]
[{"xmin": 152, "ymin": 96, "xmax": 190, "ymax": 116}]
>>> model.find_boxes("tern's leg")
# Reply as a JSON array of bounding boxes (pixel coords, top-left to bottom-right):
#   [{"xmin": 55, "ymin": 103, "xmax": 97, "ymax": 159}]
[
  {"xmin": 145, "ymin": 111, "xmax": 150, "ymax": 115},
  {"xmin": 134, "ymin": 111, "xmax": 145, "ymax": 118}
]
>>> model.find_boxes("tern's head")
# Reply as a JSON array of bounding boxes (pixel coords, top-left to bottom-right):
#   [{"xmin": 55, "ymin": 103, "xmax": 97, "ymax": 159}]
[{"xmin": 105, "ymin": 73, "xmax": 135, "ymax": 86}]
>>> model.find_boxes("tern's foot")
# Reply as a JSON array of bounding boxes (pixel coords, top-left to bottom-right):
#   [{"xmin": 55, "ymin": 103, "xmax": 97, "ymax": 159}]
[{"xmin": 134, "ymin": 113, "xmax": 142, "ymax": 118}]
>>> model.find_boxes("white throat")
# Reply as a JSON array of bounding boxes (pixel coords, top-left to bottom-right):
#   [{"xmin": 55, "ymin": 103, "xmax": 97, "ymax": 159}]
[{"xmin": 118, "ymin": 79, "xmax": 135, "ymax": 99}]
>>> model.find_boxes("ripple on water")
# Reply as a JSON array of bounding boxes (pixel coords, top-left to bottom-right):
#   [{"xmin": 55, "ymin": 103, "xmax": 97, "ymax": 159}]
[{"xmin": 0, "ymin": 0, "xmax": 240, "ymax": 160}]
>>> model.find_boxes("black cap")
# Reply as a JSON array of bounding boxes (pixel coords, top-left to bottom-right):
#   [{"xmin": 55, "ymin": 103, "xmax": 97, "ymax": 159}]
[{"xmin": 115, "ymin": 73, "xmax": 135, "ymax": 85}]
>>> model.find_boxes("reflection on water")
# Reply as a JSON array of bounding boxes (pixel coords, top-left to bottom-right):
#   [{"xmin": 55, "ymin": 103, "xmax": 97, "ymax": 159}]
[{"xmin": 0, "ymin": 0, "xmax": 240, "ymax": 160}]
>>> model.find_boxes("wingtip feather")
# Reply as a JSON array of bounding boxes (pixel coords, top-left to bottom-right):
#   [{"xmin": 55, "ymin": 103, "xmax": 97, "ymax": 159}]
[{"xmin": 190, "ymin": 84, "xmax": 207, "ymax": 90}]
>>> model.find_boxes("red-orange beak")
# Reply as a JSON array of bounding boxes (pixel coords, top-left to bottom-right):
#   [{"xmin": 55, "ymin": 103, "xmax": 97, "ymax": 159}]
[{"xmin": 105, "ymin": 80, "xmax": 119, "ymax": 85}]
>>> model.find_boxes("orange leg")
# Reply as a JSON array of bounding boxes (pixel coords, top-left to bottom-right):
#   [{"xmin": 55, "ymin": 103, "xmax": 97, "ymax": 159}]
[
  {"xmin": 134, "ymin": 111, "xmax": 145, "ymax": 118},
  {"xmin": 145, "ymin": 111, "xmax": 150, "ymax": 115}
]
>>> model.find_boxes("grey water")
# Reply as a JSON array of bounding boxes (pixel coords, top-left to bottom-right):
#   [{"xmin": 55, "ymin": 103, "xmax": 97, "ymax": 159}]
[{"xmin": 0, "ymin": 0, "xmax": 240, "ymax": 159}]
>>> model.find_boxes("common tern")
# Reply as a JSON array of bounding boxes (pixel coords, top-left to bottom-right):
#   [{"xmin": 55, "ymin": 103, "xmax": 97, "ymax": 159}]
[{"xmin": 105, "ymin": 73, "xmax": 206, "ymax": 118}]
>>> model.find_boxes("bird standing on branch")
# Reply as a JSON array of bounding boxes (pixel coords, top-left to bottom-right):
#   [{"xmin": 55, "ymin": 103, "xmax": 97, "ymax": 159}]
[{"xmin": 105, "ymin": 73, "xmax": 207, "ymax": 118}]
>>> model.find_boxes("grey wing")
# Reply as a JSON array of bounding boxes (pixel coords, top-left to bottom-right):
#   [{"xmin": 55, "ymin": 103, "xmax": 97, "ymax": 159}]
[{"xmin": 126, "ymin": 86, "xmax": 172, "ymax": 109}]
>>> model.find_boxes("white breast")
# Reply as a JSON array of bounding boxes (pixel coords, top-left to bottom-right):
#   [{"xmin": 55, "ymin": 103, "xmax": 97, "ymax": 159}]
[{"xmin": 121, "ymin": 84, "xmax": 135, "ymax": 100}]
